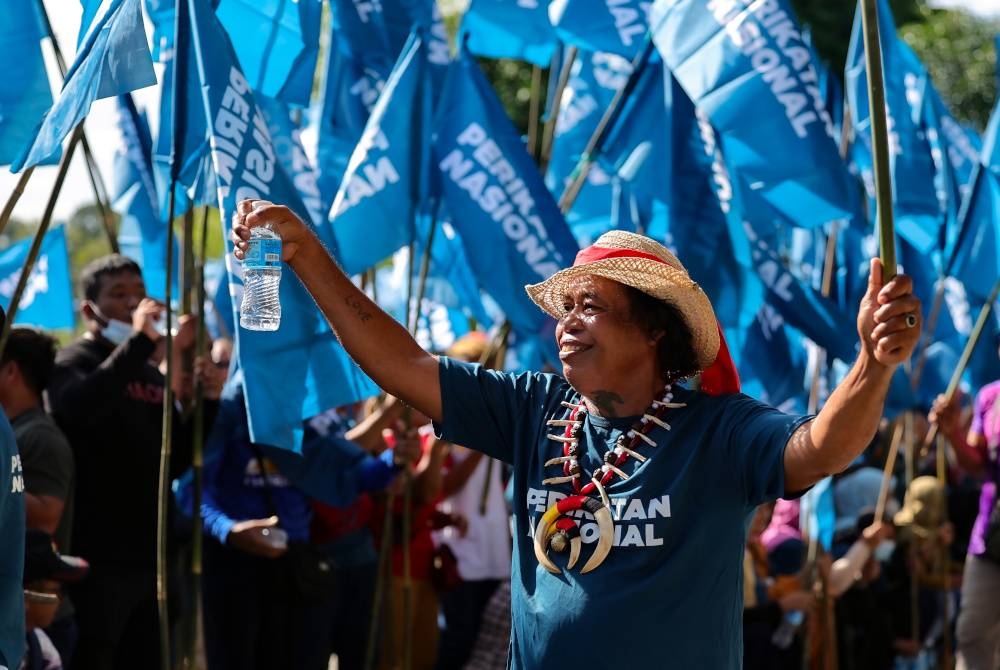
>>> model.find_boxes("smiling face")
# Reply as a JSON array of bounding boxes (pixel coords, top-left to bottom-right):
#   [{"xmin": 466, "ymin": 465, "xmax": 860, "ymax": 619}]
[{"xmin": 555, "ymin": 275, "xmax": 662, "ymax": 415}]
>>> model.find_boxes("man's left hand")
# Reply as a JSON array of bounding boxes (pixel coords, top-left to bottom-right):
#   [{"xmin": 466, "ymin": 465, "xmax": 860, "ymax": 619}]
[{"xmin": 857, "ymin": 258, "xmax": 921, "ymax": 367}]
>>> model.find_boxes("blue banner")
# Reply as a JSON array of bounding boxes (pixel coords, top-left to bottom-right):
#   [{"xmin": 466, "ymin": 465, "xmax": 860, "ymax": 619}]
[
  {"xmin": 739, "ymin": 301, "xmax": 808, "ymax": 415},
  {"xmin": 310, "ymin": 23, "xmax": 388, "ymax": 204},
  {"xmin": 0, "ymin": 0, "xmax": 52, "ymax": 167},
  {"xmin": 12, "ymin": 0, "xmax": 156, "ymax": 171},
  {"xmin": 460, "ymin": 0, "xmax": 557, "ymax": 67},
  {"xmin": 549, "ymin": 0, "xmax": 650, "ymax": 59},
  {"xmin": 947, "ymin": 100, "xmax": 999, "ymax": 303},
  {"xmin": 257, "ymin": 96, "xmax": 329, "ymax": 227},
  {"xmin": 547, "ymin": 50, "xmax": 631, "ymax": 233},
  {"xmin": 0, "ymin": 226, "xmax": 74, "ymax": 330},
  {"xmin": 112, "ymin": 94, "xmax": 180, "ymax": 302},
  {"xmin": 187, "ymin": 0, "xmax": 377, "ymax": 451},
  {"xmin": 651, "ymin": 0, "xmax": 855, "ymax": 228},
  {"xmin": 433, "ymin": 47, "xmax": 579, "ymax": 341},
  {"xmin": 330, "ymin": 32, "xmax": 432, "ymax": 275},
  {"xmin": 217, "ymin": 0, "xmax": 321, "ymax": 107}
]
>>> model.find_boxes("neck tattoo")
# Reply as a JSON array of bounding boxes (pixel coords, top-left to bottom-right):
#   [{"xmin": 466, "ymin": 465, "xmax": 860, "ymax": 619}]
[
  {"xmin": 532, "ymin": 385, "xmax": 686, "ymax": 575},
  {"xmin": 590, "ymin": 389, "xmax": 625, "ymax": 417}
]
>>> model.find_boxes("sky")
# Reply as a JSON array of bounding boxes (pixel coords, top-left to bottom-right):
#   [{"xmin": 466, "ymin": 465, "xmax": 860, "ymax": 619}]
[{"xmin": 1, "ymin": 0, "xmax": 998, "ymax": 224}]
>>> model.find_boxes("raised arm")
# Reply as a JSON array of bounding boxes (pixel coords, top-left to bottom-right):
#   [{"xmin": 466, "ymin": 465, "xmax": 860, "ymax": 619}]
[
  {"xmin": 231, "ymin": 200, "xmax": 443, "ymax": 422},
  {"xmin": 784, "ymin": 259, "xmax": 921, "ymax": 493}
]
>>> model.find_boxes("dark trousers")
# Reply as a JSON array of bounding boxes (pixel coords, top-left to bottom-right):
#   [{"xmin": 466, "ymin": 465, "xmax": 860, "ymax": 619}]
[
  {"xmin": 45, "ymin": 614, "xmax": 78, "ymax": 670},
  {"xmin": 295, "ymin": 561, "xmax": 378, "ymax": 670},
  {"xmin": 69, "ymin": 566, "xmax": 162, "ymax": 670},
  {"xmin": 202, "ymin": 538, "xmax": 329, "ymax": 670},
  {"xmin": 435, "ymin": 579, "xmax": 501, "ymax": 670}
]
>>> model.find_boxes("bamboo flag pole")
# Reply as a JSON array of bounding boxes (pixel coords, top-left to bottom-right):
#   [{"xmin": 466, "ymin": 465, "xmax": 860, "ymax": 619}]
[
  {"xmin": 859, "ymin": 0, "xmax": 897, "ymax": 280},
  {"xmin": 34, "ymin": 0, "xmax": 120, "ymax": 253},
  {"xmin": 557, "ymin": 37, "xmax": 655, "ymax": 214},
  {"xmin": 156, "ymin": 1, "xmax": 188, "ymax": 667},
  {"xmin": 0, "ymin": 168, "xmax": 36, "ymax": 237},
  {"xmin": 527, "ymin": 64, "xmax": 543, "ymax": 161},
  {"xmin": 185, "ymin": 205, "xmax": 211, "ymax": 669},
  {"xmin": 538, "ymin": 46, "xmax": 578, "ymax": 176},
  {"xmin": 0, "ymin": 127, "xmax": 83, "ymax": 361},
  {"xmin": 921, "ymin": 277, "xmax": 1000, "ymax": 453}
]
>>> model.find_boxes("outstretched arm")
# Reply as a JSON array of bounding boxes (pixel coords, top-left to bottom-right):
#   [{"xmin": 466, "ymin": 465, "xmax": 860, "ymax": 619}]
[
  {"xmin": 784, "ymin": 259, "xmax": 921, "ymax": 493},
  {"xmin": 231, "ymin": 200, "xmax": 443, "ymax": 423}
]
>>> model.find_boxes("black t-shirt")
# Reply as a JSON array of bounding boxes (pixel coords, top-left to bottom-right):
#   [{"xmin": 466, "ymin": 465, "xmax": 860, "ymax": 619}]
[{"xmin": 49, "ymin": 333, "xmax": 194, "ymax": 568}]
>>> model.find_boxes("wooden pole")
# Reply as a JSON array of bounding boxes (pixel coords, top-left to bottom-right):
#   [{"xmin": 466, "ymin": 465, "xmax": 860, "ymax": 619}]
[
  {"xmin": 538, "ymin": 46, "xmax": 578, "ymax": 177},
  {"xmin": 0, "ymin": 128, "xmax": 82, "ymax": 360},
  {"xmin": 859, "ymin": 0, "xmax": 897, "ymax": 279},
  {"xmin": 0, "ymin": 168, "xmax": 36, "ymax": 237},
  {"xmin": 921, "ymin": 277, "xmax": 1000, "ymax": 452},
  {"xmin": 558, "ymin": 38, "xmax": 655, "ymax": 214}
]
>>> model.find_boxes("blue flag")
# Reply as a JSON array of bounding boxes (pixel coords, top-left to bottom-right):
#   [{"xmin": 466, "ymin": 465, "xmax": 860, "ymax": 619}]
[
  {"xmin": 0, "ymin": 1, "xmax": 52, "ymax": 167},
  {"xmin": 310, "ymin": 23, "xmax": 388, "ymax": 203},
  {"xmin": 549, "ymin": 0, "xmax": 650, "ymax": 59},
  {"xmin": 651, "ymin": 0, "xmax": 855, "ymax": 227},
  {"xmin": 186, "ymin": 0, "xmax": 377, "ymax": 451},
  {"xmin": 12, "ymin": 0, "xmax": 156, "ymax": 172},
  {"xmin": 739, "ymin": 301, "xmax": 808, "ymax": 415},
  {"xmin": 800, "ymin": 476, "xmax": 836, "ymax": 550},
  {"xmin": 217, "ymin": 0, "xmax": 321, "ymax": 107},
  {"xmin": 460, "ymin": 0, "xmax": 557, "ymax": 67},
  {"xmin": 0, "ymin": 226, "xmax": 74, "ymax": 330},
  {"xmin": 598, "ymin": 48, "xmax": 671, "ymax": 206},
  {"xmin": 947, "ymin": 99, "xmax": 999, "ymax": 303},
  {"xmin": 661, "ymin": 76, "xmax": 762, "ymax": 356},
  {"xmin": 740, "ymin": 193, "xmax": 858, "ymax": 362},
  {"xmin": 330, "ymin": 32, "xmax": 433, "ymax": 275},
  {"xmin": 845, "ymin": 0, "xmax": 942, "ymax": 255},
  {"xmin": 257, "ymin": 96, "xmax": 329, "ymax": 227},
  {"xmin": 112, "ymin": 94, "xmax": 180, "ymax": 302},
  {"xmin": 433, "ymin": 46, "xmax": 579, "ymax": 342}
]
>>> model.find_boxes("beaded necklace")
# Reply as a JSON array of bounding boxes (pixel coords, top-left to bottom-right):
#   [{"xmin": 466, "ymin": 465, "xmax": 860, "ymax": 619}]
[{"xmin": 533, "ymin": 384, "xmax": 686, "ymax": 574}]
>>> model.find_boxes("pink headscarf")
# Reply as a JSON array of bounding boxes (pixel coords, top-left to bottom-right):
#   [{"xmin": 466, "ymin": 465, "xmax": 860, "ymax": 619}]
[{"xmin": 760, "ymin": 499, "xmax": 802, "ymax": 553}]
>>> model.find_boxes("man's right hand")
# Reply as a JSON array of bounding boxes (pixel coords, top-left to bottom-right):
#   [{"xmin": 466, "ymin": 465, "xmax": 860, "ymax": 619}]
[
  {"xmin": 231, "ymin": 200, "xmax": 310, "ymax": 264},
  {"xmin": 132, "ymin": 298, "xmax": 164, "ymax": 341},
  {"xmin": 227, "ymin": 516, "xmax": 288, "ymax": 559},
  {"xmin": 929, "ymin": 391, "xmax": 963, "ymax": 434}
]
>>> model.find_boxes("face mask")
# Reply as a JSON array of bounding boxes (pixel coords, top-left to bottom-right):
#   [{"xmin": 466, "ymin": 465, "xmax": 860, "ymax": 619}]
[
  {"xmin": 88, "ymin": 303, "xmax": 133, "ymax": 346},
  {"xmin": 873, "ymin": 540, "xmax": 896, "ymax": 563}
]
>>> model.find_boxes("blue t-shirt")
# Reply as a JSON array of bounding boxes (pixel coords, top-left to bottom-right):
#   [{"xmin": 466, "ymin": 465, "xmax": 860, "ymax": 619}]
[
  {"xmin": 436, "ymin": 359, "xmax": 809, "ymax": 669},
  {"xmin": 0, "ymin": 414, "xmax": 25, "ymax": 669}
]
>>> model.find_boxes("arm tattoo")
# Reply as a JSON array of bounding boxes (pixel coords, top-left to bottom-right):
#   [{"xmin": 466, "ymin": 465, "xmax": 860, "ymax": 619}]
[
  {"xmin": 344, "ymin": 294, "xmax": 373, "ymax": 323},
  {"xmin": 591, "ymin": 390, "xmax": 625, "ymax": 418}
]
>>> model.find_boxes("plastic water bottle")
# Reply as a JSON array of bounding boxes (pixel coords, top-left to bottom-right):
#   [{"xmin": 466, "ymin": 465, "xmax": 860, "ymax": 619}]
[
  {"xmin": 240, "ymin": 225, "xmax": 282, "ymax": 331},
  {"xmin": 771, "ymin": 609, "xmax": 804, "ymax": 650}
]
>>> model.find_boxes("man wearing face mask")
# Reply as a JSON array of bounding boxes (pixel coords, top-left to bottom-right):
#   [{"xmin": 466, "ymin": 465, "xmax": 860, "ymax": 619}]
[{"xmin": 47, "ymin": 254, "xmax": 212, "ymax": 670}]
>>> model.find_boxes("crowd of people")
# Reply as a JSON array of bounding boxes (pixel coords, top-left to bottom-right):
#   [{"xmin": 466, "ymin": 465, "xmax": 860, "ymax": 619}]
[{"xmin": 0, "ymin": 205, "xmax": 997, "ymax": 670}]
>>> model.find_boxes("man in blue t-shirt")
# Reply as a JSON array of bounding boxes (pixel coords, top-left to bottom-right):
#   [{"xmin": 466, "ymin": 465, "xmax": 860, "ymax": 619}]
[
  {"xmin": 0, "ymin": 306, "xmax": 27, "ymax": 670},
  {"xmin": 232, "ymin": 202, "xmax": 921, "ymax": 668}
]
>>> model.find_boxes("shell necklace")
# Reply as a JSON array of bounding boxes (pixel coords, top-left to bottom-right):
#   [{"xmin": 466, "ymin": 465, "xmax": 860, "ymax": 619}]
[{"xmin": 533, "ymin": 384, "xmax": 686, "ymax": 574}]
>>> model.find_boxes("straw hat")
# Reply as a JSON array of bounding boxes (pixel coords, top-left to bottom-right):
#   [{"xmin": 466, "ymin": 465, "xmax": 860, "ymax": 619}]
[{"xmin": 525, "ymin": 230, "xmax": 720, "ymax": 370}]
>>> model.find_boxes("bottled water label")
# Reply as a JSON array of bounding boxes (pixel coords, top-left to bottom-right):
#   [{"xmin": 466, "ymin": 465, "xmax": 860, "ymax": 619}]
[{"xmin": 243, "ymin": 237, "xmax": 282, "ymax": 270}]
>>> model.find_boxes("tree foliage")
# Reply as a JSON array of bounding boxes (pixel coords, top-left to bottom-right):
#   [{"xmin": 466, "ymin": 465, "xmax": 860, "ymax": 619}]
[{"xmin": 901, "ymin": 9, "xmax": 998, "ymax": 131}]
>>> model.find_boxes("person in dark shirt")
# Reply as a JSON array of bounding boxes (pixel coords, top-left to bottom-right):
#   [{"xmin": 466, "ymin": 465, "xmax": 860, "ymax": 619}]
[{"xmin": 47, "ymin": 254, "xmax": 218, "ymax": 670}]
